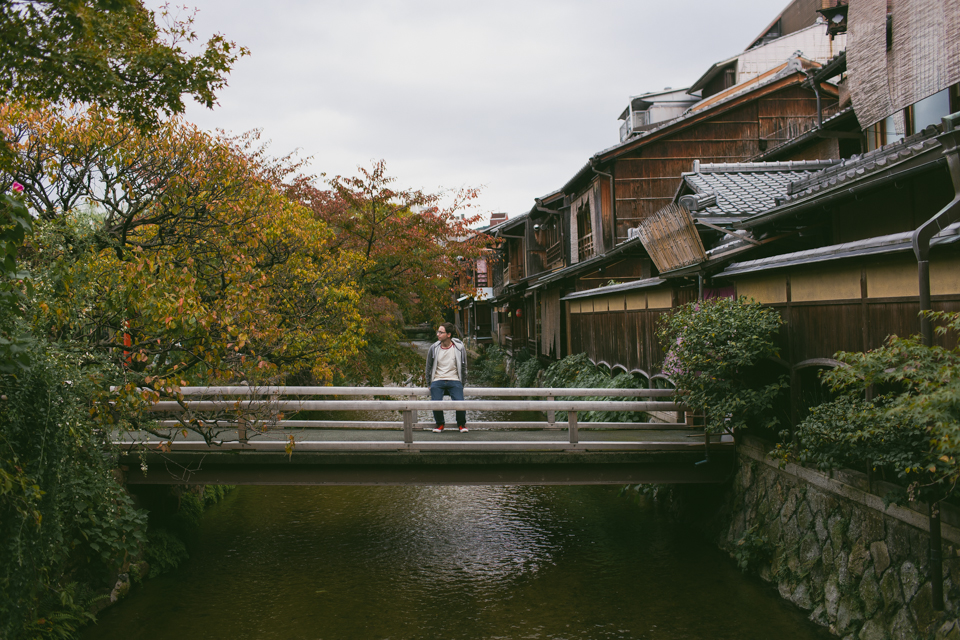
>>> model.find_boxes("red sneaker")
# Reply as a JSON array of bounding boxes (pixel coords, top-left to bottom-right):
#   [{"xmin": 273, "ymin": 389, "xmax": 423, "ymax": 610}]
[
  {"xmin": 458, "ymin": 425, "xmax": 468, "ymax": 433},
  {"xmin": 432, "ymin": 425, "xmax": 444, "ymax": 433}
]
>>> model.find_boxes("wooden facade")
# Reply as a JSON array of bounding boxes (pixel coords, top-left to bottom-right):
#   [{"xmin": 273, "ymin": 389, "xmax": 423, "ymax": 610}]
[
  {"xmin": 605, "ymin": 79, "xmax": 833, "ymax": 242},
  {"xmin": 479, "ymin": 6, "xmax": 960, "ymax": 399},
  {"xmin": 566, "ymin": 284, "xmax": 698, "ymax": 376},
  {"xmin": 731, "ymin": 253, "xmax": 960, "ymax": 362}
]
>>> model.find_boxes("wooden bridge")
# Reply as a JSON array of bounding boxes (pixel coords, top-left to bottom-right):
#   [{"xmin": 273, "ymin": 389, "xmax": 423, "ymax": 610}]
[{"xmin": 116, "ymin": 386, "xmax": 735, "ymax": 486}]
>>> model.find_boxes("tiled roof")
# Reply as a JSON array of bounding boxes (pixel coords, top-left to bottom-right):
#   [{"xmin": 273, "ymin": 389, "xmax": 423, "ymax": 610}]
[
  {"xmin": 560, "ymin": 278, "xmax": 667, "ymax": 301},
  {"xmin": 781, "ymin": 125, "xmax": 943, "ymax": 203},
  {"xmin": 717, "ymin": 222, "xmax": 960, "ymax": 277},
  {"xmin": 682, "ymin": 160, "xmax": 839, "ymax": 218}
]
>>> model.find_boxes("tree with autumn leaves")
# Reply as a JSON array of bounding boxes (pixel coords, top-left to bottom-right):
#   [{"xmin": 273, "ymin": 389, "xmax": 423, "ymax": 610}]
[
  {"xmin": 3, "ymin": 104, "xmax": 365, "ymax": 395},
  {"xmin": 2, "ymin": 103, "xmax": 492, "ymax": 395},
  {"xmin": 0, "ymin": 101, "xmax": 489, "ymax": 635},
  {"xmin": 289, "ymin": 160, "xmax": 490, "ymax": 385}
]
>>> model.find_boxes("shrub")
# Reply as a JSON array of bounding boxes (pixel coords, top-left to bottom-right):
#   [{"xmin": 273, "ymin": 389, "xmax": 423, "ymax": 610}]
[
  {"xmin": 779, "ymin": 311, "xmax": 960, "ymax": 503},
  {"xmin": 542, "ymin": 353, "xmax": 649, "ymax": 422},
  {"xmin": 143, "ymin": 529, "xmax": 189, "ymax": 578},
  {"xmin": 514, "ymin": 357, "xmax": 543, "ymax": 389},
  {"xmin": 473, "ymin": 344, "xmax": 509, "ymax": 386},
  {"xmin": 657, "ymin": 297, "xmax": 787, "ymax": 433},
  {"xmin": 0, "ymin": 342, "xmax": 146, "ymax": 639}
]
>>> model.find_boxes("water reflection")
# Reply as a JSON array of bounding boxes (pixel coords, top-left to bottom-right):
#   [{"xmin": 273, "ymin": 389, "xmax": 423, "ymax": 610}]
[{"xmin": 84, "ymin": 485, "xmax": 830, "ymax": 640}]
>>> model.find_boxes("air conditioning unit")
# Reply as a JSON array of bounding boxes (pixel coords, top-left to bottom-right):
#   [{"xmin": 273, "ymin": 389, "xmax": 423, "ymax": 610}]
[{"xmin": 627, "ymin": 227, "xmax": 640, "ymax": 240}]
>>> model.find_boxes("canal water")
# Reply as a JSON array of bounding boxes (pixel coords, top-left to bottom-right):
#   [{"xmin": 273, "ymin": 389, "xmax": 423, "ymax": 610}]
[{"xmin": 82, "ymin": 484, "xmax": 832, "ymax": 640}]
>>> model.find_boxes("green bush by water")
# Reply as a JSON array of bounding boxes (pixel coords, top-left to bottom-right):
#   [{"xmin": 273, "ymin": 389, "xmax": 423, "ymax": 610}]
[
  {"xmin": 542, "ymin": 353, "xmax": 649, "ymax": 422},
  {"xmin": 472, "ymin": 344, "xmax": 510, "ymax": 386}
]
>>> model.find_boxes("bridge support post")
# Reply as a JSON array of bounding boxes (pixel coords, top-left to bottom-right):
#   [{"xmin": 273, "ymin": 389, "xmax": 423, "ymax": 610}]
[
  {"xmin": 568, "ymin": 411, "xmax": 578, "ymax": 445},
  {"xmin": 402, "ymin": 410, "xmax": 414, "ymax": 444},
  {"xmin": 546, "ymin": 395, "xmax": 557, "ymax": 429}
]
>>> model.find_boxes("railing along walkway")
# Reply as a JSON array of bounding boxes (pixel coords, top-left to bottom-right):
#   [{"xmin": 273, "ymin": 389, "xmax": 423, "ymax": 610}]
[{"xmin": 116, "ymin": 386, "xmax": 732, "ymax": 453}]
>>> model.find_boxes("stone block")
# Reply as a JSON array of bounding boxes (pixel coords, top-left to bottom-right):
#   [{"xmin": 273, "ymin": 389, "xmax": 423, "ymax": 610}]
[
  {"xmin": 823, "ymin": 540, "xmax": 836, "ymax": 573},
  {"xmin": 887, "ymin": 524, "xmax": 911, "ymax": 567},
  {"xmin": 901, "ymin": 561, "xmax": 921, "ymax": 602},
  {"xmin": 872, "ymin": 541, "xmax": 892, "ymax": 575},
  {"xmin": 860, "ymin": 567, "xmax": 882, "ymax": 618},
  {"xmin": 862, "ymin": 512, "xmax": 886, "ymax": 543},
  {"xmin": 936, "ymin": 620, "xmax": 960, "ymax": 640},
  {"xmin": 881, "ymin": 566, "xmax": 905, "ymax": 609},
  {"xmin": 910, "ymin": 582, "xmax": 939, "ymax": 636},
  {"xmin": 797, "ymin": 502, "xmax": 814, "ymax": 531},
  {"xmin": 838, "ymin": 549, "xmax": 852, "ymax": 588},
  {"xmin": 809, "ymin": 604, "xmax": 828, "ymax": 626},
  {"xmin": 830, "ymin": 512, "xmax": 849, "ymax": 546},
  {"xmin": 782, "ymin": 490, "xmax": 799, "ymax": 522},
  {"xmin": 816, "ymin": 513, "xmax": 829, "ymax": 543},
  {"xmin": 808, "ymin": 562, "xmax": 826, "ymax": 594},
  {"xmin": 788, "ymin": 548, "xmax": 801, "ymax": 574},
  {"xmin": 859, "ymin": 619, "xmax": 891, "ymax": 640},
  {"xmin": 849, "ymin": 539, "xmax": 872, "ymax": 578},
  {"xmin": 768, "ymin": 514, "xmax": 782, "ymax": 544},
  {"xmin": 825, "ymin": 577, "xmax": 841, "ymax": 619},
  {"xmin": 945, "ymin": 558, "xmax": 960, "ymax": 586},
  {"xmin": 836, "ymin": 594, "xmax": 865, "ymax": 636},
  {"xmin": 890, "ymin": 607, "xmax": 919, "ymax": 640},
  {"xmin": 801, "ymin": 532, "xmax": 822, "ymax": 571},
  {"xmin": 759, "ymin": 563, "xmax": 774, "ymax": 583},
  {"xmin": 791, "ymin": 580, "xmax": 814, "ymax": 609},
  {"xmin": 784, "ymin": 516, "xmax": 802, "ymax": 547},
  {"xmin": 780, "ymin": 579, "xmax": 794, "ymax": 600},
  {"xmin": 848, "ymin": 510, "xmax": 864, "ymax": 541}
]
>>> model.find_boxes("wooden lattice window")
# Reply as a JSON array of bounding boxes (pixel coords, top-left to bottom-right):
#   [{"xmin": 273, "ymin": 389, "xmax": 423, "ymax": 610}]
[{"xmin": 577, "ymin": 201, "xmax": 594, "ymax": 261}]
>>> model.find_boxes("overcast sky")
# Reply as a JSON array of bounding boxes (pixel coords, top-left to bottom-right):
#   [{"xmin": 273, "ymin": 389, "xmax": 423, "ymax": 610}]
[{"xmin": 160, "ymin": 0, "xmax": 784, "ymax": 224}]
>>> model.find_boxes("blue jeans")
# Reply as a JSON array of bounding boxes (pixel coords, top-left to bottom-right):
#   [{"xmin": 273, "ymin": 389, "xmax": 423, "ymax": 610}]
[{"xmin": 430, "ymin": 380, "xmax": 465, "ymax": 427}]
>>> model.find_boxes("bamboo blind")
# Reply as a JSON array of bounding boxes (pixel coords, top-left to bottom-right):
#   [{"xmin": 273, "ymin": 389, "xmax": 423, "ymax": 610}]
[
  {"xmin": 847, "ymin": 0, "xmax": 960, "ymax": 129},
  {"xmin": 635, "ymin": 203, "xmax": 707, "ymax": 273}
]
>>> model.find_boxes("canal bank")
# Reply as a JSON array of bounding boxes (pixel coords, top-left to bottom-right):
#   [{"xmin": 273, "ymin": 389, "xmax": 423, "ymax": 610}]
[{"xmin": 664, "ymin": 436, "xmax": 960, "ymax": 640}]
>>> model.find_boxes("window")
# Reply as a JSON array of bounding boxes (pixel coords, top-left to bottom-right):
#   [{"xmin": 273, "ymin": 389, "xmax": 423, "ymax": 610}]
[
  {"xmin": 576, "ymin": 201, "xmax": 594, "ymax": 261},
  {"xmin": 911, "ymin": 88, "xmax": 952, "ymax": 133},
  {"xmin": 866, "ymin": 85, "xmax": 957, "ymax": 151}
]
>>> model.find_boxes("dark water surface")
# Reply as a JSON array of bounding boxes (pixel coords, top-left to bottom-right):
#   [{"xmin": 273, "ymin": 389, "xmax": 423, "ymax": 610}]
[{"xmin": 82, "ymin": 484, "xmax": 831, "ymax": 640}]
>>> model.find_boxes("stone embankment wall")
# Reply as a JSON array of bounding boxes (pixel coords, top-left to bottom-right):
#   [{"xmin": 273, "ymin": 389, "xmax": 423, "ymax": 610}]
[{"xmin": 675, "ymin": 437, "xmax": 960, "ymax": 640}]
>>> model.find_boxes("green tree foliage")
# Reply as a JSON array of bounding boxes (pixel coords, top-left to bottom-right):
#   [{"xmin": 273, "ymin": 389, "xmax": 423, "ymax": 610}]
[
  {"xmin": 289, "ymin": 161, "xmax": 492, "ymax": 385},
  {"xmin": 1, "ymin": 341, "xmax": 146, "ymax": 639},
  {"xmin": 780, "ymin": 311, "xmax": 960, "ymax": 503},
  {"xmin": 0, "ymin": 185, "xmax": 33, "ymax": 371},
  {"xmin": 3, "ymin": 105, "xmax": 365, "ymax": 397},
  {"xmin": 0, "ymin": 1, "xmax": 246, "ymax": 130},
  {"xmin": 657, "ymin": 297, "xmax": 787, "ymax": 433}
]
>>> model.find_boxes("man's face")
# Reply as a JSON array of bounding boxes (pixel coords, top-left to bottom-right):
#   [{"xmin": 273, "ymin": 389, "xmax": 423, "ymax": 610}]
[{"xmin": 436, "ymin": 327, "xmax": 449, "ymax": 340}]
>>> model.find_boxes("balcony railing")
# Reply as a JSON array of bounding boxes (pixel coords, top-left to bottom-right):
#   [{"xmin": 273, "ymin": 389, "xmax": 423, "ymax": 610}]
[
  {"xmin": 546, "ymin": 241, "xmax": 563, "ymax": 268},
  {"xmin": 619, "ymin": 110, "xmax": 651, "ymax": 142},
  {"xmin": 577, "ymin": 233, "xmax": 594, "ymax": 261}
]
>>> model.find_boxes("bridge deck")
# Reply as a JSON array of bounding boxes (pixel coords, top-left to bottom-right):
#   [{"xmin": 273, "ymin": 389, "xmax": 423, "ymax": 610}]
[{"xmin": 117, "ymin": 386, "xmax": 734, "ymax": 485}]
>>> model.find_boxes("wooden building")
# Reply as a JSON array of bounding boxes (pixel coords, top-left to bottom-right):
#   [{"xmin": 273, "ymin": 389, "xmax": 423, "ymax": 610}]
[{"xmin": 477, "ymin": 0, "xmax": 960, "ymax": 399}]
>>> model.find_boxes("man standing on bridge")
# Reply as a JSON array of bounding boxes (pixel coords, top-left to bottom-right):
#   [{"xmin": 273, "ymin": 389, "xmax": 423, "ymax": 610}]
[{"xmin": 425, "ymin": 322, "xmax": 468, "ymax": 433}]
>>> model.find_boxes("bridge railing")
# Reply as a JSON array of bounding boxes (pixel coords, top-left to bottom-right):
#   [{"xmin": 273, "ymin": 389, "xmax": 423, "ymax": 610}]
[{"xmin": 130, "ymin": 386, "xmax": 692, "ymax": 448}]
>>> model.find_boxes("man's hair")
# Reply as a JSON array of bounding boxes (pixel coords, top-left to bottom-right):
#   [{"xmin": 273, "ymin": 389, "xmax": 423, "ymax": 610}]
[{"xmin": 440, "ymin": 322, "xmax": 456, "ymax": 337}]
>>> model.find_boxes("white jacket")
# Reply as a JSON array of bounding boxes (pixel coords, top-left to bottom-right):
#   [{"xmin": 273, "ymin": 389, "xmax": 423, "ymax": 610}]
[{"xmin": 425, "ymin": 338, "xmax": 467, "ymax": 384}]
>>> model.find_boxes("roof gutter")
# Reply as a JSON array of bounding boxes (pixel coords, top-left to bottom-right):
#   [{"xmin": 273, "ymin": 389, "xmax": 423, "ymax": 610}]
[
  {"xmin": 736, "ymin": 156, "xmax": 949, "ymax": 231},
  {"xmin": 911, "ymin": 112, "xmax": 960, "ymax": 615},
  {"xmin": 914, "ymin": 113, "xmax": 960, "ymax": 347}
]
